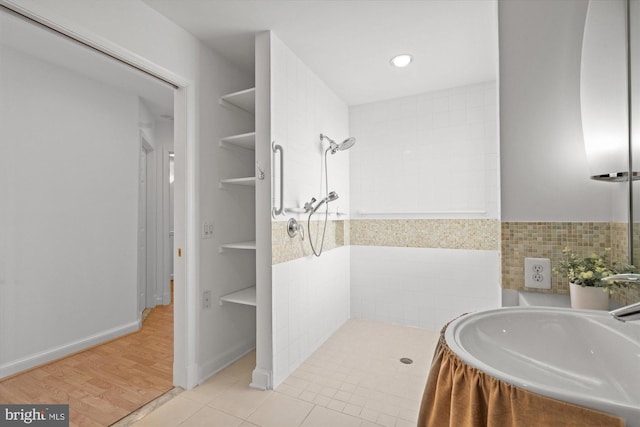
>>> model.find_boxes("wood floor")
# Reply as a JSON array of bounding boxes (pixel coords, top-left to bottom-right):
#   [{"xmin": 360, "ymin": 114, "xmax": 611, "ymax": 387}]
[{"xmin": 0, "ymin": 301, "xmax": 173, "ymax": 426}]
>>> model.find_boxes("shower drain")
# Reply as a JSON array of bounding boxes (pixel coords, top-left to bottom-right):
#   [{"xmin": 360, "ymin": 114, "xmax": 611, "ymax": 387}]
[{"xmin": 400, "ymin": 357, "xmax": 413, "ymax": 364}]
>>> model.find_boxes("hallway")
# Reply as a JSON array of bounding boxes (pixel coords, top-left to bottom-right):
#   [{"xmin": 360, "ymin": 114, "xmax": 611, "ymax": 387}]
[{"xmin": 0, "ymin": 302, "xmax": 173, "ymax": 426}]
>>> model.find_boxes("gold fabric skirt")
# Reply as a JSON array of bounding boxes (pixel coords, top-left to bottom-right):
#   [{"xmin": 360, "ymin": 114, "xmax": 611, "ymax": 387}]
[{"xmin": 418, "ymin": 327, "xmax": 624, "ymax": 427}]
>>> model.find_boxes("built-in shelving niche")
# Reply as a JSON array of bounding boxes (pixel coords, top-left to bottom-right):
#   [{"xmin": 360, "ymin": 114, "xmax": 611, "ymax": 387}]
[
  {"xmin": 219, "ymin": 177, "xmax": 256, "ymax": 187},
  {"xmin": 219, "ymin": 240, "xmax": 257, "ymax": 251},
  {"xmin": 217, "ymin": 85, "xmax": 257, "ymax": 321},
  {"xmin": 220, "ymin": 132, "xmax": 256, "ymax": 151},
  {"xmin": 219, "ymin": 88, "xmax": 255, "ymax": 115},
  {"xmin": 219, "ymin": 286, "xmax": 256, "ymax": 307}
]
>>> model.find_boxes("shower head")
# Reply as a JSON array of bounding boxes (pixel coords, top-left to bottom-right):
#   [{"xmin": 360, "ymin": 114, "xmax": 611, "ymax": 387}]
[
  {"xmin": 320, "ymin": 134, "xmax": 357, "ymax": 154},
  {"xmin": 338, "ymin": 137, "xmax": 356, "ymax": 152}
]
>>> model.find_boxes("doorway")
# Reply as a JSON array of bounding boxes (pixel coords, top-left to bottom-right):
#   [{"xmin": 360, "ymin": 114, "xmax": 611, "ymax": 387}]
[
  {"xmin": 139, "ymin": 130, "xmax": 174, "ymax": 316},
  {"xmin": 0, "ymin": 3, "xmax": 176, "ymax": 383},
  {"xmin": 0, "ymin": 1, "xmax": 195, "ymax": 393}
]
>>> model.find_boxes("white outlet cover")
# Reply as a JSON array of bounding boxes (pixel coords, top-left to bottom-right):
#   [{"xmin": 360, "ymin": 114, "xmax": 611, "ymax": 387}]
[
  {"xmin": 524, "ymin": 257, "xmax": 552, "ymax": 289},
  {"xmin": 203, "ymin": 290, "xmax": 211, "ymax": 309}
]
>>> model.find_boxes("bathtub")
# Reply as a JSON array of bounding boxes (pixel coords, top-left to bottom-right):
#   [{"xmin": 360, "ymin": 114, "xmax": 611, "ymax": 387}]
[{"xmin": 419, "ymin": 307, "xmax": 640, "ymax": 426}]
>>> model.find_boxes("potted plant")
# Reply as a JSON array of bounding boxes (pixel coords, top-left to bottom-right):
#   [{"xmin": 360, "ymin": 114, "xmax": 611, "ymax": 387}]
[{"xmin": 554, "ymin": 247, "xmax": 636, "ymax": 310}]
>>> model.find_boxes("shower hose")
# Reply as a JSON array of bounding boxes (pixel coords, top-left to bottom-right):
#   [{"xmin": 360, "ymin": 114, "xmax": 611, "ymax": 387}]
[{"xmin": 308, "ymin": 147, "xmax": 331, "ymax": 257}]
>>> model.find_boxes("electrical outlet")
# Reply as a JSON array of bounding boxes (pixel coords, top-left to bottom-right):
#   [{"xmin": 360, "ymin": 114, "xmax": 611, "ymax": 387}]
[
  {"xmin": 201, "ymin": 220, "xmax": 214, "ymax": 239},
  {"xmin": 524, "ymin": 257, "xmax": 551, "ymax": 289},
  {"xmin": 203, "ymin": 290, "xmax": 211, "ymax": 309}
]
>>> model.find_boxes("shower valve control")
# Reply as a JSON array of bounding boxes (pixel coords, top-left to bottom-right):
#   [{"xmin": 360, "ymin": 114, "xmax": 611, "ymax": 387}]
[{"xmin": 524, "ymin": 257, "xmax": 551, "ymax": 289}]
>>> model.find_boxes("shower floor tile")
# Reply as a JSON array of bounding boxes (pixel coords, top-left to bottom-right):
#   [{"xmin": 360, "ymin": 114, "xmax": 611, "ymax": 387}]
[{"xmin": 123, "ymin": 319, "xmax": 439, "ymax": 427}]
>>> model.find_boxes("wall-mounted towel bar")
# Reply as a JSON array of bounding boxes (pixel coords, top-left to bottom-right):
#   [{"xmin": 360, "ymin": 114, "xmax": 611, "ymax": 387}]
[
  {"xmin": 356, "ymin": 210, "xmax": 488, "ymax": 215},
  {"xmin": 284, "ymin": 207, "xmax": 306, "ymax": 214},
  {"xmin": 272, "ymin": 141, "xmax": 284, "ymax": 217},
  {"xmin": 284, "ymin": 207, "xmax": 347, "ymax": 216}
]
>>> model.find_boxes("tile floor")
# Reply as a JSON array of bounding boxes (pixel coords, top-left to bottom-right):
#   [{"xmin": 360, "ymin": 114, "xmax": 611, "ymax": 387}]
[{"xmin": 128, "ymin": 319, "xmax": 439, "ymax": 427}]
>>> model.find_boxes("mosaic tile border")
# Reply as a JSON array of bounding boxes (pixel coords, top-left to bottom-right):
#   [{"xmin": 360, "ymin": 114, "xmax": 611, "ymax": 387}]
[
  {"xmin": 501, "ymin": 222, "xmax": 626, "ymax": 294},
  {"xmin": 272, "ymin": 219, "xmax": 346, "ymax": 265},
  {"xmin": 272, "ymin": 218, "xmax": 640, "ymax": 305},
  {"xmin": 272, "ymin": 218, "xmax": 499, "ymax": 265},
  {"xmin": 350, "ymin": 219, "xmax": 500, "ymax": 251},
  {"xmin": 501, "ymin": 221, "xmax": 640, "ymax": 305}
]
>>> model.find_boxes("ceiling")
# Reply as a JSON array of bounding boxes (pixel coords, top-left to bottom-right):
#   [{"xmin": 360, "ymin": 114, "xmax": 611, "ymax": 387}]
[{"xmin": 143, "ymin": 0, "xmax": 498, "ymax": 106}]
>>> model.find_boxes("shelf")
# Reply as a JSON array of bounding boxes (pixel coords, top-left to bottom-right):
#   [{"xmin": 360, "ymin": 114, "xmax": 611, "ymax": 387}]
[
  {"xmin": 356, "ymin": 210, "xmax": 488, "ymax": 215},
  {"xmin": 219, "ymin": 286, "xmax": 256, "ymax": 307},
  {"xmin": 220, "ymin": 132, "xmax": 256, "ymax": 150},
  {"xmin": 284, "ymin": 207, "xmax": 307, "ymax": 214},
  {"xmin": 219, "ymin": 88, "xmax": 255, "ymax": 115},
  {"xmin": 220, "ymin": 241, "xmax": 257, "ymax": 251},
  {"xmin": 220, "ymin": 177, "xmax": 256, "ymax": 187},
  {"xmin": 284, "ymin": 208, "xmax": 347, "ymax": 216}
]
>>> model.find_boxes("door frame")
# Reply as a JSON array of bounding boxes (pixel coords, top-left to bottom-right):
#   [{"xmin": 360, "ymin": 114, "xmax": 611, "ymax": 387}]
[
  {"xmin": 161, "ymin": 148, "xmax": 174, "ymax": 305},
  {"xmin": 0, "ymin": 1, "xmax": 200, "ymax": 389},
  {"xmin": 140, "ymin": 132, "xmax": 157, "ymax": 311}
]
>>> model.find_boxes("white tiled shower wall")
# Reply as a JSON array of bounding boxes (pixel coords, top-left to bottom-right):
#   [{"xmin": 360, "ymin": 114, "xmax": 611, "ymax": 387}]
[
  {"xmin": 269, "ymin": 35, "xmax": 350, "ymax": 388},
  {"xmin": 271, "ymin": 35, "xmax": 350, "ymax": 216},
  {"xmin": 350, "ymin": 246, "xmax": 501, "ymax": 331},
  {"xmin": 348, "ymin": 82, "xmax": 501, "ymax": 330},
  {"xmin": 350, "ymin": 82, "xmax": 499, "ymax": 218},
  {"xmin": 272, "ymin": 246, "xmax": 350, "ymax": 388}
]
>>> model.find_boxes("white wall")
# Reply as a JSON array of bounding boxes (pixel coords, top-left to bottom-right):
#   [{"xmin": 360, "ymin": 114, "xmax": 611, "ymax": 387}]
[
  {"xmin": 350, "ymin": 82, "xmax": 499, "ymax": 219},
  {"xmin": 269, "ymin": 33, "xmax": 351, "ymax": 388},
  {"xmin": 499, "ymin": 0, "xmax": 617, "ymax": 222},
  {"xmin": 0, "ymin": 45, "xmax": 140, "ymax": 377}
]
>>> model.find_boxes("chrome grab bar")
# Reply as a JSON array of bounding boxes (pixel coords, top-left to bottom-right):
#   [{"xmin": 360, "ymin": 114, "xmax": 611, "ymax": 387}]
[{"xmin": 272, "ymin": 141, "xmax": 284, "ymax": 217}]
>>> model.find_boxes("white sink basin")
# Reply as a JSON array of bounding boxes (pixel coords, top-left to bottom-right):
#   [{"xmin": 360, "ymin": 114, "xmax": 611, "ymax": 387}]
[{"xmin": 445, "ymin": 307, "xmax": 640, "ymax": 426}]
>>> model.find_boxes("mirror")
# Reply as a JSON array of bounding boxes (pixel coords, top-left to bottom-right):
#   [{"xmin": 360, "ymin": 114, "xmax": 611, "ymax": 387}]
[
  {"xmin": 632, "ymin": 0, "xmax": 640, "ymax": 296},
  {"xmin": 581, "ymin": 0, "xmax": 640, "ymax": 305}
]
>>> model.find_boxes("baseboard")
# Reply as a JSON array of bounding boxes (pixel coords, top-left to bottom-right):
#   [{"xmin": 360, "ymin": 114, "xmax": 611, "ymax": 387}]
[
  {"xmin": 250, "ymin": 367, "xmax": 272, "ymax": 391},
  {"xmin": 163, "ymin": 292, "xmax": 171, "ymax": 305},
  {"xmin": 0, "ymin": 320, "xmax": 140, "ymax": 379},
  {"xmin": 198, "ymin": 340, "xmax": 256, "ymax": 385}
]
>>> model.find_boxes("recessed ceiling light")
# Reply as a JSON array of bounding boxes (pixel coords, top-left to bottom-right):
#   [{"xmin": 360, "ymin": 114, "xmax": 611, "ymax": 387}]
[{"xmin": 390, "ymin": 54, "xmax": 413, "ymax": 68}]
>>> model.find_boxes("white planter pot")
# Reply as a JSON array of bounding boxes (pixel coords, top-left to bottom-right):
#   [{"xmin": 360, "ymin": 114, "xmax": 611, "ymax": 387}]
[{"xmin": 569, "ymin": 282, "xmax": 609, "ymax": 310}]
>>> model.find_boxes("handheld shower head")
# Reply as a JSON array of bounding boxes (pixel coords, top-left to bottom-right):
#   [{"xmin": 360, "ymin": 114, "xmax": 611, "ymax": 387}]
[{"xmin": 310, "ymin": 191, "xmax": 339, "ymax": 214}]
